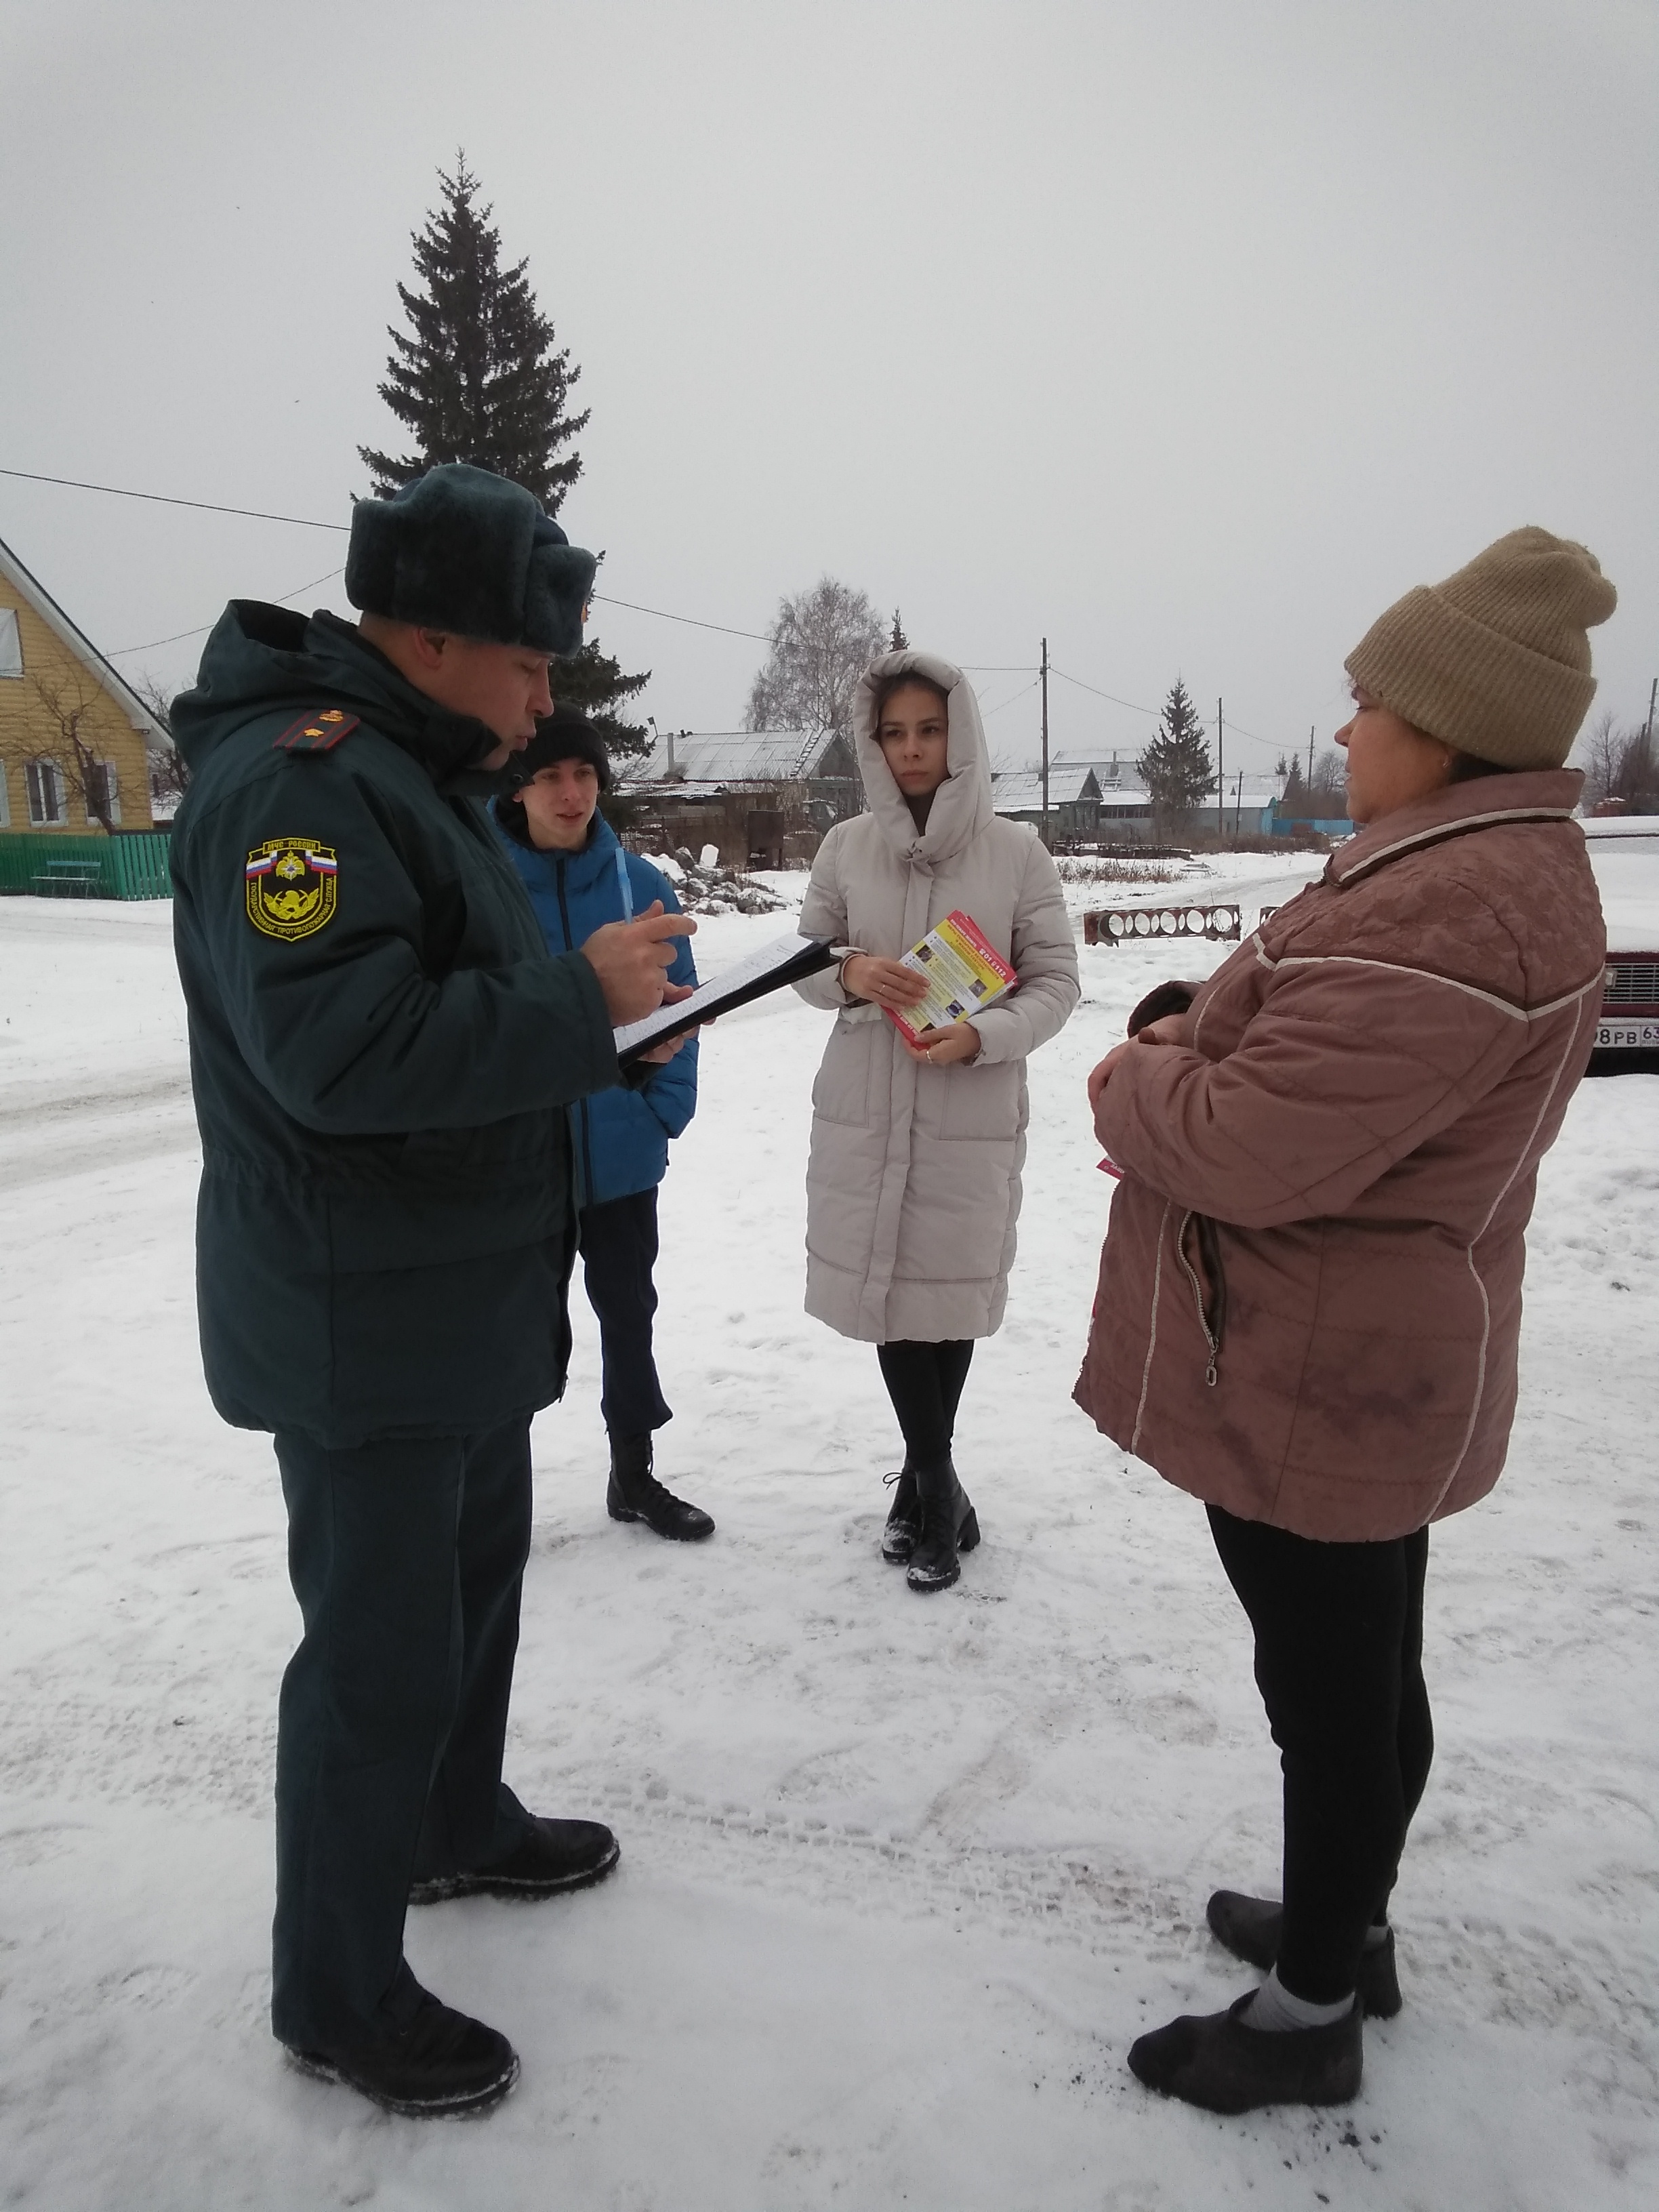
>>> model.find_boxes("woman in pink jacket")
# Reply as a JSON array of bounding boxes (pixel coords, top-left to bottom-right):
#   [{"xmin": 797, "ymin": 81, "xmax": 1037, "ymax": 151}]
[{"xmin": 1075, "ymin": 529, "xmax": 1616, "ymax": 2114}]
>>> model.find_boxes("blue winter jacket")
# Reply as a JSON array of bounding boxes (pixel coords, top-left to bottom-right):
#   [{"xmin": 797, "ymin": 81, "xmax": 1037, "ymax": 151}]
[{"xmin": 494, "ymin": 806, "xmax": 699, "ymax": 1206}]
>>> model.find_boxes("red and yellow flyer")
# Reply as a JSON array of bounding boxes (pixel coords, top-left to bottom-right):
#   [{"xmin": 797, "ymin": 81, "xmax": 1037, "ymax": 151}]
[{"xmin": 882, "ymin": 909, "xmax": 1018, "ymax": 1048}]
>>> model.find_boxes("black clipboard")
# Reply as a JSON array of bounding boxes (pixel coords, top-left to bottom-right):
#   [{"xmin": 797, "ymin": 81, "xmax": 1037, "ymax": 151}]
[{"xmin": 614, "ymin": 935, "xmax": 836, "ymax": 1066}]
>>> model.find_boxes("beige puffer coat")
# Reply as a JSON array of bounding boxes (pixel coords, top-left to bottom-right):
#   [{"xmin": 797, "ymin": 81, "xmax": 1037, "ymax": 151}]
[
  {"xmin": 1073, "ymin": 771, "xmax": 1605, "ymax": 1541},
  {"xmin": 795, "ymin": 651, "xmax": 1080, "ymax": 1342}
]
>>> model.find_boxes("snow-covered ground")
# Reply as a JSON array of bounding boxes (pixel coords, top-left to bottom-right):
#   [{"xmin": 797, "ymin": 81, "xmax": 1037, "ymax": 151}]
[{"xmin": 1, "ymin": 851, "xmax": 1656, "ymax": 2211}]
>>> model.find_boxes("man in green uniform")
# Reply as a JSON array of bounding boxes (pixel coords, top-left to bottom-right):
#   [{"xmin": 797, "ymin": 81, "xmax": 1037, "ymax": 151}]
[{"xmin": 169, "ymin": 464, "xmax": 692, "ymax": 2118}]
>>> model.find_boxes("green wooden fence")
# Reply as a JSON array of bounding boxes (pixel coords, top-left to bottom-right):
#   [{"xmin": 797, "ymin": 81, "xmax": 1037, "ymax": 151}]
[{"xmin": 0, "ymin": 832, "xmax": 173, "ymax": 901}]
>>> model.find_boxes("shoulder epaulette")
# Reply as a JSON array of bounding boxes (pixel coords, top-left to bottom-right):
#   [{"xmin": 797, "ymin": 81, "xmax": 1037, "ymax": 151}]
[{"xmin": 274, "ymin": 708, "xmax": 359, "ymax": 754}]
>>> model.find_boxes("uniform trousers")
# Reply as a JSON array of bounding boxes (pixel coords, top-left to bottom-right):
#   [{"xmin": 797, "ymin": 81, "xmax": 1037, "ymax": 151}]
[
  {"xmin": 1207, "ymin": 1504, "xmax": 1434, "ymax": 2006},
  {"xmin": 271, "ymin": 1417, "xmax": 537, "ymax": 2048},
  {"xmin": 578, "ymin": 1189, "xmax": 672, "ymax": 1437}
]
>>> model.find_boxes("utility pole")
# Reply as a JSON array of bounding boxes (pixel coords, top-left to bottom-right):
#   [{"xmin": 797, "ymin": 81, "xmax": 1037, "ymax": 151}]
[
  {"xmin": 1040, "ymin": 637, "xmax": 1050, "ymax": 848},
  {"xmin": 1216, "ymin": 697, "xmax": 1225, "ymax": 847},
  {"xmin": 1235, "ymin": 768, "xmax": 1244, "ymax": 840}
]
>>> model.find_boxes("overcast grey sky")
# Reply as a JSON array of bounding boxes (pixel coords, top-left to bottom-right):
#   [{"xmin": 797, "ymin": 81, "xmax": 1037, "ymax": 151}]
[{"xmin": 3, "ymin": 0, "xmax": 1654, "ymax": 772}]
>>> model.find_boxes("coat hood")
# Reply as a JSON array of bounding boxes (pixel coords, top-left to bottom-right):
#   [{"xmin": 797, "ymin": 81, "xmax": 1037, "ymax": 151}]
[
  {"xmin": 171, "ymin": 601, "xmax": 510, "ymax": 794},
  {"xmin": 852, "ymin": 649, "xmax": 996, "ymax": 866}
]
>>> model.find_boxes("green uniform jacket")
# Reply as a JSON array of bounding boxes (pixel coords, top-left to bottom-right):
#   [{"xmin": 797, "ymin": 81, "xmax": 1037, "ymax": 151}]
[{"xmin": 169, "ymin": 602, "xmax": 621, "ymax": 1446}]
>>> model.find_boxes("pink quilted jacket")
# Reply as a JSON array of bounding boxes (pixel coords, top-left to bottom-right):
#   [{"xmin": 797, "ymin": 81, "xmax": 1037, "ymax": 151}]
[{"xmin": 1073, "ymin": 771, "xmax": 1605, "ymax": 1541}]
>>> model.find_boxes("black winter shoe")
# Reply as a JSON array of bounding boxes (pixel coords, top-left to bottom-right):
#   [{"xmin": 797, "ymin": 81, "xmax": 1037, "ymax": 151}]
[
  {"xmin": 881, "ymin": 1467, "xmax": 922, "ymax": 1562},
  {"xmin": 285, "ymin": 1965, "xmax": 518, "ymax": 2118},
  {"xmin": 905, "ymin": 1458, "xmax": 980, "ymax": 1593},
  {"xmin": 410, "ymin": 1816, "xmax": 620, "ymax": 1904},
  {"xmin": 1206, "ymin": 1890, "xmax": 1402, "ymax": 2019},
  {"xmin": 607, "ymin": 1434, "xmax": 714, "ymax": 1541},
  {"xmin": 1127, "ymin": 1989, "xmax": 1361, "ymax": 2114}
]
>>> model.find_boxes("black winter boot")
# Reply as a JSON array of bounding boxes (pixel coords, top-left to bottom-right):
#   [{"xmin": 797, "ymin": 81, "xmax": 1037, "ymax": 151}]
[
  {"xmin": 411, "ymin": 1816, "xmax": 619, "ymax": 1904},
  {"xmin": 881, "ymin": 1466, "xmax": 922, "ymax": 1563},
  {"xmin": 905, "ymin": 1458, "xmax": 979, "ymax": 1593},
  {"xmin": 1206, "ymin": 1889, "xmax": 1402, "ymax": 2019},
  {"xmin": 284, "ymin": 1961, "xmax": 518, "ymax": 2118},
  {"xmin": 1128, "ymin": 1988, "xmax": 1361, "ymax": 2114},
  {"xmin": 607, "ymin": 1434, "xmax": 714, "ymax": 1541}
]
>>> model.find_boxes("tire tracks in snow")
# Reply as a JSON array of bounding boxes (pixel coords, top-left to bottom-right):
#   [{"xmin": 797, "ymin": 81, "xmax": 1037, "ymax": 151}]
[
  {"xmin": 2, "ymin": 1719, "xmax": 1652, "ymax": 2091},
  {"xmin": 0, "ymin": 1071, "xmax": 197, "ymax": 1191}
]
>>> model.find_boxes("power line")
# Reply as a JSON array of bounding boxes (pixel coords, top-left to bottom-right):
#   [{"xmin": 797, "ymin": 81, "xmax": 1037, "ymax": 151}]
[
  {"xmin": 0, "ymin": 466, "xmax": 352, "ymax": 532},
  {"xmin": 590, "ymin": 593, "xmax": 768, "ymax": 642},
  {"xmin": 1047, "ymin": 665, "xmax": 1158, "ymax": 718},
  {"xmin": 2, "ymin": 468, "xmax": 1300, "ymax": 747},
  {"xmin": 979, "ymin": 677, "xmax": 1041, "ymax": 721},
  {"xmin": 108, "ymin": 566, "xmax": 346, "ymax": 657}
]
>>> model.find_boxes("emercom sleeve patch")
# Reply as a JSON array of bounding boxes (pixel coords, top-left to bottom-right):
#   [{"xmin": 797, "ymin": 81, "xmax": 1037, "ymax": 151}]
[{"xmin": 245, "ymin": 839, "xmax": 340, "ymax": 939}]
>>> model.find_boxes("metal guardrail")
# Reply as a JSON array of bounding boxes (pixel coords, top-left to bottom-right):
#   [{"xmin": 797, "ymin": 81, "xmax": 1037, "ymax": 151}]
[
  {"xmin": 0, "ymin": 832, "xmax": 173, "ymax": 900},
  {"xmin": 1083, "ymin": 902, "xmax": 1242, "ymax": 947}
]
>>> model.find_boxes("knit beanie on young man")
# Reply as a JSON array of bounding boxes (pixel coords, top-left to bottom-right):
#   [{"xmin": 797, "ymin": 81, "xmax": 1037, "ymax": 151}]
[
  {"xmin": 1345, "ymin": 526, "xmax": 1618, "ymax": 770},
  {"xmin": 508, "ymin": 705, "xmax": 613, "ymax": 792}
]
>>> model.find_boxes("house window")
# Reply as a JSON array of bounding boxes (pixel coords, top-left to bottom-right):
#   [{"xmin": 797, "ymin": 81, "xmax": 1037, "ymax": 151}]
[
  {"xmin": 26, "ymin": 757, "xmax": 66, "ymax": 825},
  {"xmin": 0, "ymin": 609, "xmax": 21, "ymax": 678},
  {"xmin": 84, "ymin": 760, "xmax": 121, "ymax": 826}
]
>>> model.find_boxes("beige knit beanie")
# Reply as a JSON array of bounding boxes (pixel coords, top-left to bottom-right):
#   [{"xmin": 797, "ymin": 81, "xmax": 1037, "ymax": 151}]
[{"xmin": 1345, "ymin": 526, "xmax": 1618, "ymax": 769}]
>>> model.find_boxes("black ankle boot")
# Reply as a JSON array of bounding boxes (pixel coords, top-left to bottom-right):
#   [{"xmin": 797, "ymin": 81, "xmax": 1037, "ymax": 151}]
[
  {"xmin": 607, "ymin": 1434, "xmax": 715, "ymax": 1541},
  {"xmin": 905, "ymin": 1457, "xmax": 979, "ymax": 1593},
  {"xmin": 881, "ymin": 1465, "xmax": 921, "ymax": 1562}
]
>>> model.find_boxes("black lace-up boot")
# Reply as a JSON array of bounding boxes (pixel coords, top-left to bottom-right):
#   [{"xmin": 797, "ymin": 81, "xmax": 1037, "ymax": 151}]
[
  {"xmin": 607, "ymin": 1433, "xmax": 714, "ymax": 1541},
  {"xmin": 881, "ymin": 1465, "xmax": 922, "ymax": 1562},
  {"xmin": 905, "ymin": 1457, "xmax": 980, "ymax": 1593}
]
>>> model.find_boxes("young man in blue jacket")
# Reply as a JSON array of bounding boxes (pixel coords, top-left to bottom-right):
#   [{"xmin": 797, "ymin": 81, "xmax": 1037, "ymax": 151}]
[{"xmin": 495, "ymin": 710, "xmax": 714, "ymax": 1540}]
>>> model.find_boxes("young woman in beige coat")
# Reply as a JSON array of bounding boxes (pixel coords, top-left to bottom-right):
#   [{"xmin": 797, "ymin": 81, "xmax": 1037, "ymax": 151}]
[
  {"xmin": 795, "ymin": 651, "xmax": 1080, "ymax": 1591},
  {"xmin": 1076, "ymin": 529, "xmax": 1615, "ymax": 2116}
]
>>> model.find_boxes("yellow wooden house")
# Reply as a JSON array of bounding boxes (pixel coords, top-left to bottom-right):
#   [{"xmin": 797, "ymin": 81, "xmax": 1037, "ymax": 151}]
[{"xmin": 0, "ymin": 532, "xmax": 163, "ymax": 836}]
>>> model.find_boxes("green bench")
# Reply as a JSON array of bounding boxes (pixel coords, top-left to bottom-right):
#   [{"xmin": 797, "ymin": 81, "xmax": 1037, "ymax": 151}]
[{"xmin": 30, "ymin": 857, "xmax": 105, "ymax": 897}]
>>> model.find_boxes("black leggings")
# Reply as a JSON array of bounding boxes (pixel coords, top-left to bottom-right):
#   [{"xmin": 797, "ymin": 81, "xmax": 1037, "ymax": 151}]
[
  {"xmin": 1207, "ymin": 1504, "xmax": 1433, "ymax": 2005},
  {"xmin": 876, "ymin": 1340, "xmax": 975, "ymax": 1469}
]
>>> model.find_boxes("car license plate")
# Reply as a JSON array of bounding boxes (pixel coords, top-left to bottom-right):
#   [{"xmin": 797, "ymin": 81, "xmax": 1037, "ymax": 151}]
[{"xmin": 1597, "ymin": 1019, "xmax": 1659, "ymax": 1049}]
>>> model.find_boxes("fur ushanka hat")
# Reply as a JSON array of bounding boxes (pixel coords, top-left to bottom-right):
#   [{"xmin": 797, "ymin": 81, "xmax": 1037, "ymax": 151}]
[{"xmin": 346, "ymin": 463, "xmax": 597, "ymax": 657}]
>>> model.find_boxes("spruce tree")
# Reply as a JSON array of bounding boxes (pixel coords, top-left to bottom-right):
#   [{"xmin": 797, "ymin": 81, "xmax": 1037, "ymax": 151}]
[
  {"xmin": 361, "ymin": 156, "xmax": 649, "ymax": 759},
  {"xmin": 1136, "ymin": 680, "xmax": 1216, "ymax": 829},
  {"xmin": 360, "ymin": 155, "xmax": 588, "ymax": 504},
  {"xmin": 890, "ymin": 609, "xmax": 909, "ymax": 651}
]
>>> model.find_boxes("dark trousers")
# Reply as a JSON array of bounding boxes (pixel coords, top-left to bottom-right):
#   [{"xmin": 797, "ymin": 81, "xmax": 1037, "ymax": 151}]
[
  {"xmin": 1208, "ymin": 1504, "xmax": 1434, "ymax": 2005},
  {"xmin": 876, "ymin": 1339, "xmax": 975, "ymax": 1467},
  {"xmin": 271, "ymin": 1418, "xmax": 536, "ymax": 2048},
  {"xmin": 578, "ymin": 1189, "xmax": 671, "ymax": 1437}
]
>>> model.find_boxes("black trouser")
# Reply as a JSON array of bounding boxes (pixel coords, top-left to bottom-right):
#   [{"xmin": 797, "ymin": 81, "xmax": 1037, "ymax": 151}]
[
  {"xmin": 1207, "ymin": 1504, "xmax": 1433, "ymax": 2006},
  {"xmin": 876, "ymin": 1339, "xmax": 975, "ymax": 1467},
  {"xmin": 271, "ymin": 1418, "xmax": 537, "ymax": 2049},
  {"xmin": 578, "ymin": 1189, "xmax": 671, "ymax": 1437}
]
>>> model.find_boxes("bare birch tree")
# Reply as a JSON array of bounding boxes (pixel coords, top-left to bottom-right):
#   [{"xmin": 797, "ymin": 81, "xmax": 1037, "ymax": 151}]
[{"xmin": 745, "ymin": 578, "xmax": 887, "ymax": 737}]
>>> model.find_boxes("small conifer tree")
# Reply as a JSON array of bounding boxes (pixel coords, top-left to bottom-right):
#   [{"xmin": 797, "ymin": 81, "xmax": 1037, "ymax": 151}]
[
  {"xmin": 1136, "ymin": 680, "xmax": 1216, "ymax": 830},
  {"xmin": 361, "ymin": 156, "xmax": 649, "ymax": 759},
  {"xmin": 890, "ymin": 609, "xmax": 909, "ymax": 652}
]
